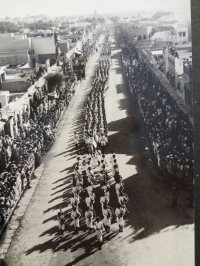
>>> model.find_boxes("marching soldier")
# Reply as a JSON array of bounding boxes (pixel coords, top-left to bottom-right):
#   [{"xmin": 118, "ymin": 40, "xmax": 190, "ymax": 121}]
[
  {"xmin": 100, "ymin": 190, "xmax": 110, "ymax": 210},
  {"xmin": 94, "ymin": 217, "xmax": 105, "ymax": 250},
  {"xmin": 115, "ymin": 204, "xmax": 126, "ymax": 232},
  {"xmin": 57, "ymin": 209, "xmax": 65, "ymax": 236},
  {"xmin": 71, "ymin": 206, "xmax": 81, "ymax": 234},
  {"xmin": 85, "ymin": 206, "xmax": 94, "ymax": 233},
  {"xmin": 85, "ymin": 192, "xmax": 95, "ymax": 209},
  {"xmin": 118, "ymin": 191, "xmax": 129, "ymax": 206},
  {"xmin": 115, "ymin": 180, "xmax": 124, "ymax": 198},
  {"xmin": 70, "ymin": 193, "xmax": 80, "ymax": 208},
  {"xmin": 102, "ymin": 203, "xmax": 112, "ymax": 233},
  {"xmin": 74, "ymin": 131, "xmax": 79, "ymax": 148}
]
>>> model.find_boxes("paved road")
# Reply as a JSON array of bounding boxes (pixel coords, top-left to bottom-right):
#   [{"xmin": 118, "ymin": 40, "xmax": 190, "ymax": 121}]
[{"xmin": 4, "ymin": 38, "xmax": 194, "ymax": 266}]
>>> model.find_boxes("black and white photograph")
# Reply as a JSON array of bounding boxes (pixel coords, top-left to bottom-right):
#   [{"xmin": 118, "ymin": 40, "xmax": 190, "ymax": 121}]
[{"xmin": 0, "ymin": 0, "xmax": 195, "ymax": 265}]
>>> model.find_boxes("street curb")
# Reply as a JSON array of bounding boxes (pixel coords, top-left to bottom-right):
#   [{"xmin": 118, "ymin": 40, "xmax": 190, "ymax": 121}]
[{"xmin": 0, "ymin": 164, "xmax": 44, "ymax": 259}]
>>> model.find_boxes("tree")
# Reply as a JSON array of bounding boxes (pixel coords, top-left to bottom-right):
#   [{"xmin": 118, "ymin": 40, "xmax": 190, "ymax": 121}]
[
  {"xmin": 97, "ymin": 18, "xmax": 106, "ymax": 24},
  {"xmin": 0, "ymin": 23, "xmax": 6, "ymax": 33},
  {"xmin": 71, "ymin": 27, "xmax": 77, "ymax": 35}
]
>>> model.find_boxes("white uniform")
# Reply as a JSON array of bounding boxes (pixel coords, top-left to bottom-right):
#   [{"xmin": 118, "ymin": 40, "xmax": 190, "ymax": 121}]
[
  {"xmin": 118, "ymin": 195, "xmax": 126, "ymax": 205},
  {"xmin": 71, "ymin": 210, "xmax": 80, "ymax": 228},
  {"xmin": 94, "ymin": 221, "xmax": 104, "ymax": 242},
  {"xmin": 85, "ymin": 210, "xmax": 94, "ymax": 228},
  {"xmin": 102, "ymin": 208, "xmax": 111, "ymax": 227},
  {"xmin": 74, "ymin": 134, "xmax": 79, "ymax": 145},
  {"xmin": 85, "ymin": 196, "xmax": 94, "ymax": 208},
  {"xmin": 101, "ymin": 135, "xmax": 107, "ymax": 146},
  {"xmin": 115, "ymin": 183, "xmax": 121, "ymax": 197},
  {"xmin": 100, "ymin": 195, "xmax": 109, "ymax": 208},
  {"xmin": 115, "ymin": 207, "xmax": 125, "ymax": 228},
  {"xmin": 70, "ymin": 196, "xmax": 80, "ymax": 206},
  {"xmin": 90, "ymin": 137, "xmax": 97, "ymax": 149},
  {"xmin": 86, "ymin": 185, "xmax": 93, "ymax": 196}
]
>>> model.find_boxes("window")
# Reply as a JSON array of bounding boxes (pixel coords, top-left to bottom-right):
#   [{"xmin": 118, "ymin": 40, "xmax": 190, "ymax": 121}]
[
  {"xmin": 183, "ymin": 32, "xmax": 186, "ymax": 37},
  {"xmin": 179, "ymin": 32, "xmax": 182, "ymax": 37},
  {"xmin": 143, "ymin": 35, "xmax": 146, "ymax": 39}
]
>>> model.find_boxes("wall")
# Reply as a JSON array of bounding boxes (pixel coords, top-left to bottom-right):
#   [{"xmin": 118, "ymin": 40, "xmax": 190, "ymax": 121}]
[
  {"xmin": 59, "ymin": 42, "xmax": 69, "ymax": 53},
  {"xmin": 130, "ymin": 27, "xmax": 148, "ymax": 40},
  {"xmin": 0, "ymin": 91, "xmax": 9, "ymax": 107},
  {"xmin": 0, "ymin": 52, "xmax": 28, "ymax": 66},
  {"xmin": 175, "ymin": 57, "xmax": 183, "ymax": 75},
  {"xmin": 0, "ymin": 34, "xmax": 29, "ymax": 52},
  {"xmin": 1, "ymin": 80, "xmax": 31, "ymax": 93},
  {"xmin": 30, "ymin": 36, "xmax": 56, "ymax": 63}
]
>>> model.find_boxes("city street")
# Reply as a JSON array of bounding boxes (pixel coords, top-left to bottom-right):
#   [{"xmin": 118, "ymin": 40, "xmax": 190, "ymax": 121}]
[{"xmin": 4, "ymin": 39, "xmax": 194, "ymax": 266}]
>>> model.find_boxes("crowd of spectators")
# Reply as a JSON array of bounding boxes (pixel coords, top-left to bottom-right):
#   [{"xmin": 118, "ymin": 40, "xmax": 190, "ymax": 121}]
[
  {"xmin": 0, "ymin": 64, "xmax": 78, "ymax": 231},
  {"xmin": 121, "ymin": 46, "xmax": 194, "ymax": 190}
]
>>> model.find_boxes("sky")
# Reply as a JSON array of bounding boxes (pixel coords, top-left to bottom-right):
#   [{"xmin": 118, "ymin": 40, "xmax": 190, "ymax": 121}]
[{"xmin": 0, "ymin": 0, "xmax": 191, "ymax": 18}]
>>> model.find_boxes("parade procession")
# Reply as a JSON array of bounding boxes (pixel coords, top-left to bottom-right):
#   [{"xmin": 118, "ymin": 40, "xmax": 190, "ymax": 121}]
[
  {"xmin": 57, "ymin": 34, "xmax": 129, "ymax": 250},
  {"xmin": 0, "ymin": 6, "xmax": 194, "ymax": 266}
]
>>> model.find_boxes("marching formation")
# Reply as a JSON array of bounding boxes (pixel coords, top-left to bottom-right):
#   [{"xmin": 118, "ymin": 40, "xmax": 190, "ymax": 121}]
[{"xmin": 57, "ymin": 33, "xmax": 129, "ymax": 250}]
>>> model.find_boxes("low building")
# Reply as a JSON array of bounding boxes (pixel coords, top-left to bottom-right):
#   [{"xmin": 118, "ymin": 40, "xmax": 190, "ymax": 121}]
[
  {"xmin": 128, "ymin": 26, "xmax": 150, "ymax": 41},
  {"xmin": 163, "ymin": 43, "xmax": 192, "ymax": 88},
  {"xmin": 29, "ymin": 34, "xmax": 58, "ymax": 65},
  {"xmin": 0, "ymin": 33, "xmax": 30, "ymax": 66}
]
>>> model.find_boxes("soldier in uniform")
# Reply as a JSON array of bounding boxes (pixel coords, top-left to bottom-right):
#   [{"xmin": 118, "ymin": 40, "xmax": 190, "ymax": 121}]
[
  {"xmin": 70, "ymin": 193, "xmax": 80, "ymax": 208},
  {"xmin": 102, "ymin": 203, "xmax": 112, "ymax": 233},
  {"xmin": 85, "ymin": 206, "xmax": 94, "ymax": 233},
  {"xmin": 100, "ymin": 190, "xmax": 110, "ymax": 211},
  {"xmin": 74, "ymin": 131, "xmax": 79, "ymax": 148},
  {"xmin": 115, "ymin": 204, "xmax": 126, "ymax": 232},
  {"xmin": 85, "ymin": 192, "xmax": 95, "ymax": 209},
  {"xmin": 93, "ymin": 217, "xmax": 105, "ymax": 250},
  {"xmin": 71, "ymin": 206, "xmax": 81, "ymax": 234},
  {"xmin": 57, "ymin": 209, "xmax": 65, "ymax": 236}
]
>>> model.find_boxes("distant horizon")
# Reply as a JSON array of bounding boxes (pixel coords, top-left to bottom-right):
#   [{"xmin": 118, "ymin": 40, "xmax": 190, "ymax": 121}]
[{"xmin": 0, "ymin": 0, "xmax": 191, "ymax": 19}]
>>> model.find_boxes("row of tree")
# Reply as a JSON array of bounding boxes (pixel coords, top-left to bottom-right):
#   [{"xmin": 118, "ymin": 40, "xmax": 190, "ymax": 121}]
[
  {"xmin": 0, "ymin": 16, "xmax": 119, "ymax": 34},
  {"xmin": 0, "ymin": 22, "xmax": 19, "ymax": 33}
]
